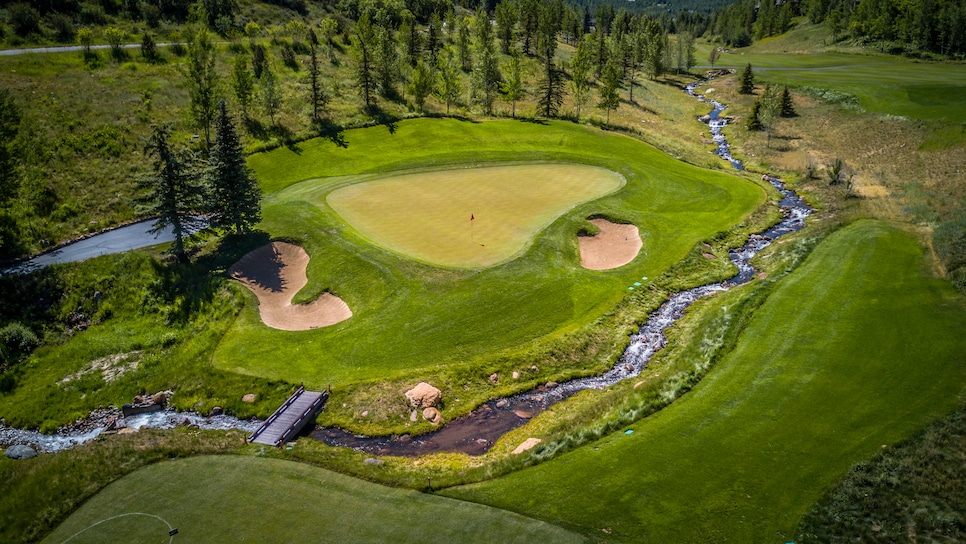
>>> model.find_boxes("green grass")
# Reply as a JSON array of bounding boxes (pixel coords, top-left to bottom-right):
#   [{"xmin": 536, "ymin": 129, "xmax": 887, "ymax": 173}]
[
  {"xmin": 41, "ymin": 455, "xmax": 585, "ymax": 544},
  {"xmin": 215, "ymin": 118, "xmax": 766, "ymax": 392},
  {"xmin": 326, "ymin": 164, "xmax": 624, "ymax": 268},
  {"xmin": 716, "ymin": 35, "xmax": 966, "ymax": 124},
  {"xmin": 440, "ymin": 220, "xmax": 966, "ymax": 542},
  {"xmin": 0, "ymin": 428, "xmax": 245, "ymax": 544}
]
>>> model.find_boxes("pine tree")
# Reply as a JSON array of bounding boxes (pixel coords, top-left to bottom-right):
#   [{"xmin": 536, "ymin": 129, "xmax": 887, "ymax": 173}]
[
  {"xmin": 353, "ymin": 13, "xmax": 378, "ymax": 110},
  {"xmin": 536, "ymin": 57, "xmax": 564, "ymax": 119},
  {"xmin": 739, "ymin": 63, "xmax": 755, "ymax": 94},
  {"xmin": 471, "ymin": 8, "xmax": 500, "ymax": 115},
  {"xmin": 206, "ymin": 100, "xmax": 261, "ymax": 235},
  {"xmin": 139, "ymin": 125, "xmax": 203, "ymax": 262},
  {"xmin": 780, "ymin": 86, "xmax": 796, "ymax": 117},
  {"xmin": 746, "ymin": 100, "xmax": 763, "ymax": 131},
  {"xmin": 306, "ymin": 29, "xmax": 329, "ymax": 125},
  {"xmin": 375, "ymin": 25, "xmax": 400, "ymax": 99},
  {"xmin": 259, "ymin": 67, "xmax": 281, "ymax": 126}
]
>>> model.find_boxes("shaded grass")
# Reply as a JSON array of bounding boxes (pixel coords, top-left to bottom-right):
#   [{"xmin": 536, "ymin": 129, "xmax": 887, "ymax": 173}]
[
  {"xmin": 41, "ymin": 454, "xmax": 586, "ymax": 544},
  {"xmin": 798, "ymin": 402, "xmax": 966, "ymax": 542},
  {"xmin": 440, "ymin": 220, "xmax": 966, "ymax": 542}
]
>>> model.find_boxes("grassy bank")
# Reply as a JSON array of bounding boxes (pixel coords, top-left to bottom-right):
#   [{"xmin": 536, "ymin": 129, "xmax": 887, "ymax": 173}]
[{"xmin": 441, "ymin": 220, "xmax": 966, "ymax": 541}]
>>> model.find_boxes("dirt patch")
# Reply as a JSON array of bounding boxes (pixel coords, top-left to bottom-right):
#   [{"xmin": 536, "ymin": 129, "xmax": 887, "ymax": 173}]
[
  {"xmin": 229, "ymin": 241, "xmax": 352, "ymax": 331},
  {"xmin": 58, "ymin": 351, "xmax": 142, "ymax": 385},
  {"xmin": 579, "ymin": 219, "xmax": 642, "ymax": 270}
]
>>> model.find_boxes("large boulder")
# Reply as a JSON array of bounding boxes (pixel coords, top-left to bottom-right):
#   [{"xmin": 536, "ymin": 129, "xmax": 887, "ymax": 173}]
[
  {"xmin": 405, "ymin": 382, "xmax": 441, "ymax": 409},
  {"xmin": 4, "ymin": 445, "xmax": 38, "ymax": 460}
]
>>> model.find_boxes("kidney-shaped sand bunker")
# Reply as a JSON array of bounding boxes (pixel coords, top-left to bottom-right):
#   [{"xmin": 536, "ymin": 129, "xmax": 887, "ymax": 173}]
[{"xmin": 229, "ymin": 242, "xmax": 351, "ymax": 331}]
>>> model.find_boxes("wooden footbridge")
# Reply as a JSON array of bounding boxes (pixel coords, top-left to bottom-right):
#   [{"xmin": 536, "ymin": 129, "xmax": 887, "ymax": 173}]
[{"xmin": 249, "ymin": 386, "xmax": 328, "ymax": 447}]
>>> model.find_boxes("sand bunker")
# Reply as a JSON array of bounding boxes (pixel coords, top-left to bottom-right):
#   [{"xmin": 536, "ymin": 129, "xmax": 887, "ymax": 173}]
[
  {"xmin": 229, "ymin": 242, "xmax": 351, "ymax": 331},
  {"xmin": 579, "ymin": 219, "xmax": 642, "ymax": 270}
]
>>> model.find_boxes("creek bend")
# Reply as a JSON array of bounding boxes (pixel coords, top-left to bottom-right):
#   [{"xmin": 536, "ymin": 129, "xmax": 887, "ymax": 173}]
[{"xmin": 314, "ymin": 75, "xmax": 811, "ymax": 456}]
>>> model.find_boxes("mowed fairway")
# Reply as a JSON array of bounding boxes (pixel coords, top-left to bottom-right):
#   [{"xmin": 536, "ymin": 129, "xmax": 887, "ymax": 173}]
[
  {"xmin": 442, "ymin": 221, "xmax": 966, "ymax": 541},
  {"xmin": 214, "ymin": 119, "xmax": 765, "ymax": 386},
  {"xmin": 41, "ymin": 455, "xmax": 585, "ymax": 544},
  {"xmin": 327, "ymin": 164, "xmax": 624, "ymax": 268}
]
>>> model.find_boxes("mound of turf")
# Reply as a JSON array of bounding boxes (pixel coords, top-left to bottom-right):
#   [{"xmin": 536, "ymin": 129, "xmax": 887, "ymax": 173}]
[
  {"xmin": 215, "ymin": 119, "xmax": 765, "ymax": 387},
  {"xmin": 441, "ymin": 220, "xmax": 966, "ymax": 542},
  {"xmin": 41, "ymin": 455, "xmax": 585, "ymax": 544}
]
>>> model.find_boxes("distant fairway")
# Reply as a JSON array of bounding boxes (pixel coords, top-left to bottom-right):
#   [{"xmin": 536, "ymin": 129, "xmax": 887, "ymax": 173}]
[
  {"xmin": 327, "ymin": 164, "xmax": 624, "ymax": 268},
  {"xmin": 41, "ymin": 456, "xmax": 585, "ymax": 544},
  {"xmin": 716, "ymin": 47, "xmax": 966, "ymax": 123}
]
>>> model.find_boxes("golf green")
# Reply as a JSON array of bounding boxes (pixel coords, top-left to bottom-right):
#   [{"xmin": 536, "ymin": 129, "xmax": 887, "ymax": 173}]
[
  {"xmin": 327, "ymin": 164, "xmax": 625, "ymax": 268},
  {"xmin": 41, "ymin": 455, "xmax": 585, "ymax": 544}
]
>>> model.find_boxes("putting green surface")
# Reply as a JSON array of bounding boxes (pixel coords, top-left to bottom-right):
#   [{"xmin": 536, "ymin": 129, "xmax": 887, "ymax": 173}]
[
  {"xmin": 41, "ymin": 455, "xmax": 585, "ymax": 544},
  {"xmin": 442, "ymin": 220, "xmax": 966, "ymax": 541},
  {"xmin": 327, "ymin": 164, "xmax": 625, "ymax": 268}
]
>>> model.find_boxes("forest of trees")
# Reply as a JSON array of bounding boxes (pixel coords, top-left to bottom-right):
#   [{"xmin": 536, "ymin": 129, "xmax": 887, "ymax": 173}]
[
  {"xmin": 708, "ymin": 0, "xmax": 966, "ymax": 56},
  {"xmin": 0, "ymin": 0, "xmax": 715, "ymax": 261}
]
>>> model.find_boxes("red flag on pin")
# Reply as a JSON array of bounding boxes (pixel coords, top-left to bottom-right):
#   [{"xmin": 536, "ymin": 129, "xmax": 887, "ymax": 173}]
[{"xmin": 471, "ymin": 214, "xmax": 475, "ymax": 221}]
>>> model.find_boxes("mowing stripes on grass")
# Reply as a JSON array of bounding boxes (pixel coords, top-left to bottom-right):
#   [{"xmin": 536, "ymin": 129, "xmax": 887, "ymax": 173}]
[
  {"xmin": 327, "ymin": 164, "xmax": 624, "ymax": 268},
  {"xmin": 41, "ymin": 455, "xmax": 586, "ymax": 544},
  {"xmin": 441, "ymin": 220, "xmax": 966, "ymax": 542}
]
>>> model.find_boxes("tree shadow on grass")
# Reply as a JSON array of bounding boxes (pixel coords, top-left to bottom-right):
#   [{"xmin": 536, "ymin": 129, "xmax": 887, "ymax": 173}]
[
  {"xmin": 151, "ymin": 231, "xmax": 271, "ymax": 324},
  {"xmin": 366, "ymin": 105, "xmax": 398, "ymax": 134},
  {"xmin": 314, "ymin": 118, "xmax": 348, "ymax": 148}
]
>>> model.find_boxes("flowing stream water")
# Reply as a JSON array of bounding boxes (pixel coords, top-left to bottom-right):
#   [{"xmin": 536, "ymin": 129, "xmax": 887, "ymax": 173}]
[{"xmin": 1, "ymin": 74, "xmax": 811, "ymax": 457}]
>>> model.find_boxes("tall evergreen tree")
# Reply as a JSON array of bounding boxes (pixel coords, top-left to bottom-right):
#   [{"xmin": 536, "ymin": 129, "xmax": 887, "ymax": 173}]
[
  {"xmin": 456, "ymin": 16, "xmax": 473, "ymax": 71},
  {"xmin": 471, "ymin": 8, "xmax": 500, "ymax": 115},
  {"xmin": 746, "ymin": 100, "xmax": 763, "ymax": 130},
  {"xmin": 375, "ymin": 25, "xmax": 401, "ymax": 98},
  {"xmin": 780, "ymin": 86, "xmax": 796, "ymax": 117},
  {"xmin": 206, "ymin": 100, "xmax": 261, "ymax": 235},
  {"xmin": 306, "ymin": 29, "xmax": 329, "ymax": 124},
  {"xmin": 739, "ymin": 63, "xmax": 755, "ymax": 94},
  {"xmin": 353, "ymin": 13, "xmax": 378, "ymax": 110},
  {"xmin": 495, "ymin": 0, "xmax": 518, "ymax": 55},
  {"xmin": 139, "ymin": 125, "xmax": 203, "ymax": 262},
  {"xmin": 426, "ymin": 13, "xmax": 443, "ymax": 65},
  {"xmin": 401, "ymin": 13, "xmax": 421, "ymax": 68}
]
